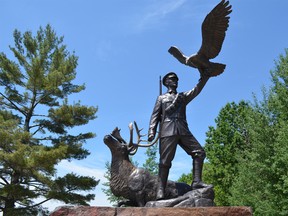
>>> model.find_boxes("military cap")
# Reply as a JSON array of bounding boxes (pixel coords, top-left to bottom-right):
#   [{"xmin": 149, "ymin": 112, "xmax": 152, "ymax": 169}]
[{"xmin": 162, "ymin": 72, "xmax": 179, "ymax": 87}]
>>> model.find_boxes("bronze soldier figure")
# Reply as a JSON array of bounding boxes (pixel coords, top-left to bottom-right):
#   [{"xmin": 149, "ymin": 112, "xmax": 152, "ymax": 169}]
[{"xmin": 148, "ymin": 72, "xmax": 211, "ymax": 200}]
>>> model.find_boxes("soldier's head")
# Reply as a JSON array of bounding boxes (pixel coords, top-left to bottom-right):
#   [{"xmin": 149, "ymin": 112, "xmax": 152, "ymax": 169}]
[{"xmin": 163, "ymin": 72, "xmax": 179, "ymax": 89}]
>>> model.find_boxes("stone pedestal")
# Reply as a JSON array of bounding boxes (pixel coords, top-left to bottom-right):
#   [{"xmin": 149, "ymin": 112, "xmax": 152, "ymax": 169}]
[{"xmin": 50, "ymin": 206, "xmax": 252, "ymax": 216}]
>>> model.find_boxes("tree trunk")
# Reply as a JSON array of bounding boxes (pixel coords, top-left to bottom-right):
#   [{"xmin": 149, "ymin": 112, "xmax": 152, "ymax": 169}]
[
  {"xmin": 3, "ymin": 198, "xmax": 16, "ymax": 216},
  {"xmin": 3, "ymin": 172, "xmax": 20, "ymax": 216}
]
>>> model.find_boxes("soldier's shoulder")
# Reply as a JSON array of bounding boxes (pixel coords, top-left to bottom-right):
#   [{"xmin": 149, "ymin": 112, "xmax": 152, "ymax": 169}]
[{"xmin": 158, "ymin": 93, "xmax": 169, "ymax": 99}]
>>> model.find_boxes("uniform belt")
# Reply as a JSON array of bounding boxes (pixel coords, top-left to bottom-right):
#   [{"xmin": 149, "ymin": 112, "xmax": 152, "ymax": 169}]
[{"xmin": 164, "ymin": 117, "xmax": 185, "ymax": 121}]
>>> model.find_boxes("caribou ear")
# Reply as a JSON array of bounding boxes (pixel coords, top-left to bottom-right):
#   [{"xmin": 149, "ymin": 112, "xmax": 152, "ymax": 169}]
[
  {"xmin": 111, "ymin": 127, "xmax": 126, "ymax": 143},
  {"xmin": 111, "ymin": 127, "xmax": 120, "ymax": 137}
]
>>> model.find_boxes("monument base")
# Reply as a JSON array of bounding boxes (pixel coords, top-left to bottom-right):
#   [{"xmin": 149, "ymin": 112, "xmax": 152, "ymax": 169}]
[{"xmin": 50, "ymin": 206, "xmax": 252, "ymax": 216}]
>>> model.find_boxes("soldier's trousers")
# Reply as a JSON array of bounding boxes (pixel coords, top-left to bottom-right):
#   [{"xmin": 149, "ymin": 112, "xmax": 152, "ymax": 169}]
[{"xmin": 159, "ymin": 134, "xmax": 206, "ymax": 168}]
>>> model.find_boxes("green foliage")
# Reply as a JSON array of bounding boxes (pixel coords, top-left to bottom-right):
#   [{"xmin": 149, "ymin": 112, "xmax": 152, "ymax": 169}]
[
  {"xmin": 268, "ymin": 49, "xmax": 288, "ymax": 122},
  {"xmin": 177, "ymin": 172, "xmax": 192, "ymax": 185},
  {"xmin": 204, "ymin": 100, "xmax": 253, "ymax": 205},
  {"xmin": 142, "ymin": 143, "xmax": 159, "ymax": 175},
  {"xmin": 0, "ymin": 25, "xmax": 98, "ymax": 215},
  {"xmin": 48, "ymin": 173, "xmax": 99, "ymax": 205},
  {"xmin": 228, "ymin": 49, "xmax": 288, "ymax": 215}
]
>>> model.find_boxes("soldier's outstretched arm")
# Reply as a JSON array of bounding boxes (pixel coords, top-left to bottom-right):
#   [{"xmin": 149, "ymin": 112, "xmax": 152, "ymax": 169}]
[{"xmin": 186, "ymin": 75, "xmax": 209, "ymax": 103}]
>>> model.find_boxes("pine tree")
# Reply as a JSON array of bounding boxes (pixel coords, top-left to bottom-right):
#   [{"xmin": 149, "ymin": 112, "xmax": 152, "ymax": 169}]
[{"xmin": 0, "ymin": 25, "xmax": 99, "ymax": 215}]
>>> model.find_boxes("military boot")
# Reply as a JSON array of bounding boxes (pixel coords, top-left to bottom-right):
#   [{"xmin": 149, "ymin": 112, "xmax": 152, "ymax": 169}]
[
  {"xmin": 156, "ymin": 167, "xmax": 169, "ymax": 200},
  {"xmin": 192, "ymin": 157, "xmax": 212, "ymax": 190}
]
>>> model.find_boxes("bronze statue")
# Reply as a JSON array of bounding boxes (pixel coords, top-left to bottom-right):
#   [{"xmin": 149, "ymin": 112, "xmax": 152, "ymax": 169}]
[
  {"xmin": 103, "ymin": 0, "xmax": 232, "ymax": 206},
  {"xmin": 148, "ymin": 0, "xmax": 232, "ymax": 200},
  {"xmin": 168, "ymin": 0, "xmax": 232, "ymax": 77}
]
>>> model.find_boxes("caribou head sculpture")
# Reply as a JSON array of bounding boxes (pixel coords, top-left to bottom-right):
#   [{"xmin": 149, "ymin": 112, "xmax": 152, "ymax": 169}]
[{"xmin": 107, "ymin": 121, "xmax": 158, "ymax": 156}]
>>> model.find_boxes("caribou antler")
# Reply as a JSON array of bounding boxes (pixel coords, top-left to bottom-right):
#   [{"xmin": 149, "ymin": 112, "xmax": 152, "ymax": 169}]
[{"xmin": 127, "ymin": 121, "xmax": 159, "ymax": 155}]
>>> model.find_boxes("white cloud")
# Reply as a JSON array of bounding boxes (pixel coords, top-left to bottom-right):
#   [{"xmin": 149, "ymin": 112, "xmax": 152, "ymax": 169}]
[
  {"xmin": 136, "ymin": 0, "xmax": 187, "ymax": 31},
  {"xmin": 57, "ymin": 160, "xmax": 106, "ymax": 181},
  {"xmin": 94, "ymin": 39, "xmax": 112, "ymax": 62}
]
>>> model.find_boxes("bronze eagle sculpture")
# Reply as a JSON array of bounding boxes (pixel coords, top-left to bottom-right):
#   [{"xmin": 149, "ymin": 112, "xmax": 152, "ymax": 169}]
[{"xmin": 168, "ymin": 0, "xmax": 232, "ymax": 77}]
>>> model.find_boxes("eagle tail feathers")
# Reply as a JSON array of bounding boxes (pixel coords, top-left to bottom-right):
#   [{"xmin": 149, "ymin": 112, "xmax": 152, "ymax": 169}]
[{"xmin": 208, "ymin": 62, "xmax": 226, "ymax": 77}]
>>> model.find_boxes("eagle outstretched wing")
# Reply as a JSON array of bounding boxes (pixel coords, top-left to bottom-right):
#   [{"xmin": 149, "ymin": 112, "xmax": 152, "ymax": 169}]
[{"xmin": 198, "ymin": 0, "xmax": 232, "ymax": 59}]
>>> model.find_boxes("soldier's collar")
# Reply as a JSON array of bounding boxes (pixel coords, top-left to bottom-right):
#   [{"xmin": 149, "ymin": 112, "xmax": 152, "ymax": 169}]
[{"xmin": 168, "ymin": 90, "xmax": 177, "ymax": 94}]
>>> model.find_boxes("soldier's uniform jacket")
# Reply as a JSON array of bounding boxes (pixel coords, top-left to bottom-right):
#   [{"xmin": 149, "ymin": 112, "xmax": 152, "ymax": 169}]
[{"xmin": 148, "ymin": 76, "xmax": 209, "ymax": 138}]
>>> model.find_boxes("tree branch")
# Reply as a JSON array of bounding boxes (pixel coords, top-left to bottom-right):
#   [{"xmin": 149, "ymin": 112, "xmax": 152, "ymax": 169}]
[
  {"xmin": 0, "ymin": 176, "xmax": 9, "ymax": 185},
  {"xmin": 15, "ymin": 197, "xmax": 53, "ymax": 209},
  {"xmin": 0, "ymin": 92, "xmax": 26, "ymax": 116},
  {"xmin": 33, "ymin": 137, "xmax": 54, "ymax": 141}
]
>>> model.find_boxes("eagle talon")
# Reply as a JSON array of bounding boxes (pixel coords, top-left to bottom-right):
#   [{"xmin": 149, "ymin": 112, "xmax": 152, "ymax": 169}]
[{"xmin": 202, "ymin": 68, "xmax": 210, "ymax": 77}]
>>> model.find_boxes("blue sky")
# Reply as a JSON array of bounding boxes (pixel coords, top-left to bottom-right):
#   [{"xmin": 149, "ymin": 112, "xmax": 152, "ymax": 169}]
[{"xmin": 1, "ymin": 0, "xmax": 288, "ymax": 210}]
